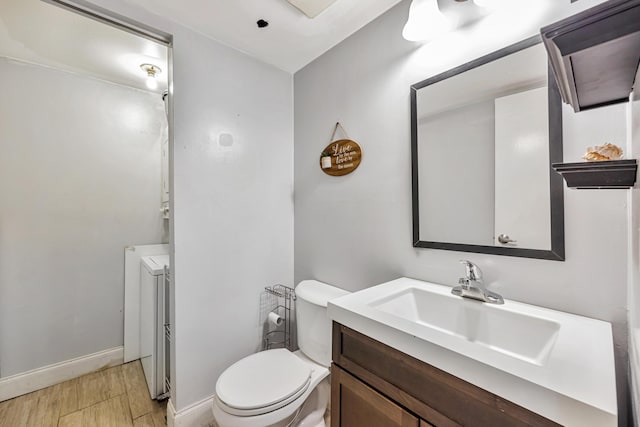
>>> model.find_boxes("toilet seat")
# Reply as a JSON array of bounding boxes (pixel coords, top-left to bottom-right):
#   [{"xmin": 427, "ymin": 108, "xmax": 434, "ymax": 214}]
[
  {"xmin": 213, "ymin": 350, "xmax": 331, "ymax": 427},
  {"xmin": 216, "ymin": 349, "xmax": 312, "ymax": 416}
]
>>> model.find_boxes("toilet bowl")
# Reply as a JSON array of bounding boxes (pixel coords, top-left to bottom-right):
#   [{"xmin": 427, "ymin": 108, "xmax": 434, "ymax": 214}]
[{"xmin": 212, "ymin": 280, "xmax": 349, "ymax": 427}]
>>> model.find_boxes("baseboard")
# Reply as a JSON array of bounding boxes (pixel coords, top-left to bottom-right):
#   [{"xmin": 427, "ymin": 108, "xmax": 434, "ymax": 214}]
[
  {"xmin": 167, "ymin": 399, "xmax": 176, "ymax": 427},
  {"xmin": 168, "ymin": 395, "xmax": 216, "ymax": 427},
  {"xmin": 0, "ymin": 346, "xmax": 123, "ymax": 402}
]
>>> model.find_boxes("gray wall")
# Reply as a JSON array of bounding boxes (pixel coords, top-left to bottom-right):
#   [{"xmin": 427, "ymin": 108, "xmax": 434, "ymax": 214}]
[
  {"xmin": 171, "ymin": 28, "xmax": 294, "ymax": 410},
  {"xmin": 0, "ymin": 57, "xmax": 166, "ymax": 377},
  {"xmin": 294, "ymin": 0, "xmax": 629, "ymax": 424}
]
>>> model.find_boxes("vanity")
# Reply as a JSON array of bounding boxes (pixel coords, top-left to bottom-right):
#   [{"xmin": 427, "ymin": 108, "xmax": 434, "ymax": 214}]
[{"xmin": 328, "ymin": 278, "xmax": 617, "ymax": 427}]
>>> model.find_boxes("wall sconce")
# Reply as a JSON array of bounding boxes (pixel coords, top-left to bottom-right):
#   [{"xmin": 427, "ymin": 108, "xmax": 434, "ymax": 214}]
[
  {"xmin": 403, "ymin": 0, "xmax": 498, "ymax": 42},
  {"xmin": 140, "ymin": 63, "xmax": 162, "ymax": 90}
]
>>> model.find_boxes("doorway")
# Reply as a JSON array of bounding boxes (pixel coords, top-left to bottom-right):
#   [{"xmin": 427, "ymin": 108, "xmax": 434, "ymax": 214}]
[{"xmin": 0, "ymin": 0, "xmax": 174, "ymax": 420}]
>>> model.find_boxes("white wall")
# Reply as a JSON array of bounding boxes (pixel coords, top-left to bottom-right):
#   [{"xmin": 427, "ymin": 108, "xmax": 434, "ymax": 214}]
[
  {"xmin": 171, "ymin": 28, "xmax": 293, "ymax": 411},
  {"xmin": 294, "ymin": 0, "xmax": 629, "ymax": 424},
  {"xmin": 81, "ymin": 0, "xmax": 295, "ymax": 412},
  {"xmin": 0, "ymin": 57, "xmax": 166, "ymax": 377},
  {"xmin": 628, "ymin": 90, "xmax": 640, "ymax": 425}
]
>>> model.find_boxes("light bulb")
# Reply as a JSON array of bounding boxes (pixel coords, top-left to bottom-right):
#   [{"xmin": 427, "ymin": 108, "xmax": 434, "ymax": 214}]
[
  {"xmin": 402, "ymin": 0, "xmax": 453, "ymax": 42},
  {"xmin": 140, "ymin": 63, "xmax": 161, "ymax": 91},
  {"xmin": 146, "ymin": 74, "xmax": 158, "ymax": 90}
]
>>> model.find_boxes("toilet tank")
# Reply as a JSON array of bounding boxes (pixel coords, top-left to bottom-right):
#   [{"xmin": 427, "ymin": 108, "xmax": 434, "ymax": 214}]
[{"xmin": 295, "ymin": 280, "xmax": 350, "ymax": 367}]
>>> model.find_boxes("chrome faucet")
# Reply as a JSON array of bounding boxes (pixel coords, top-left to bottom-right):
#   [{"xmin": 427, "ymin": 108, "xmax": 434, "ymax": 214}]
[{"xmin": 451, "ymin": 260, "xmax": 504, "ymax": 304}]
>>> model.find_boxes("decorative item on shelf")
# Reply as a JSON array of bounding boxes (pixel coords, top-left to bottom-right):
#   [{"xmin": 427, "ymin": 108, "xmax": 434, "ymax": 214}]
[
  {"xmin": 582, "ymin": 143, "xmax": 624, "ymax": 161},
  {"xmin": 552, "ymin": 142, "xmax": 636, "ymax": 189},
  {"xmin": 319, "ymin": 122, "xmax": 362, "ymax": 176}
]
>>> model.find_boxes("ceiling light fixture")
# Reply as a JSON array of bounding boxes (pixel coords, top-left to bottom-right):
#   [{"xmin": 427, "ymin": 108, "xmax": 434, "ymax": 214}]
[
  {"xmin": 140, "ymin": 63, "xmax": 161, "ymax": 90},
  {"xmin": 402, "ymin": 0, "xmax": 453, "ymax": 42}
]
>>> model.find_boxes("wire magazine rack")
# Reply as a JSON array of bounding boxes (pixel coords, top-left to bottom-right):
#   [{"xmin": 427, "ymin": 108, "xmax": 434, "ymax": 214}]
[{"xmin": 261, "ymin": 284, "xmax": 296, "ymax": 351}]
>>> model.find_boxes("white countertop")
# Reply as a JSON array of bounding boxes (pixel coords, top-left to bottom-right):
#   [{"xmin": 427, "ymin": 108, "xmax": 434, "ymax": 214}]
[{"xmin": 328, "ymin": 277, "xmax": 617, "ymax": 427}]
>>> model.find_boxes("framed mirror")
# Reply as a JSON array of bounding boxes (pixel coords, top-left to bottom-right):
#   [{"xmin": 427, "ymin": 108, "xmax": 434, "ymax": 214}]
[{"xmin": 411, "ymin": 36, "xmax": 565, "ymax": 260}]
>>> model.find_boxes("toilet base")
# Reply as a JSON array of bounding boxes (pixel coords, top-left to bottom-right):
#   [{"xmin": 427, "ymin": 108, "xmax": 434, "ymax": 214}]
[{"xmin": 290, "ymin": 379, "xmax": 329, "ymax": 427}]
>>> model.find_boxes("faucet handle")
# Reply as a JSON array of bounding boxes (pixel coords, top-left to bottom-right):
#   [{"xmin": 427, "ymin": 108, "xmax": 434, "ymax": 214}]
[{"xmin": 460, "ymin": 260, "xmax": 482, "ymax": 281}]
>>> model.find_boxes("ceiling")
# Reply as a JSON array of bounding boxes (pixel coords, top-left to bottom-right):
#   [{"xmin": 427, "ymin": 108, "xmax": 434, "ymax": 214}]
[
  {"xmin": 0, "ymin": 0, "xmax": 168, "ymax": 93},
  {"xmin": 0, "ymin": 1, "xmax": 577, "ymax": 89},
  {"xmin": 125, "ymin": 0, "xmax": 404, "ymax": 72},
  {"xmin": 0, "ymin": 0, "xmax": 403, "ymax": 88}
]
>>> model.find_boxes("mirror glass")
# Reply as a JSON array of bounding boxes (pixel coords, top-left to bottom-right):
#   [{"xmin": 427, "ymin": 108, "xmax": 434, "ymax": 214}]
[{"xmin": 411, "ymin": 37, "xmax": 564, "ymax": 260}]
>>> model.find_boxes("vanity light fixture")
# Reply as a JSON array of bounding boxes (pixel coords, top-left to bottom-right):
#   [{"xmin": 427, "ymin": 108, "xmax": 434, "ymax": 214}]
[
  {"xmin": 140, "ymin": 63, "xmax": 161, "ymax": 90},
  {"xmin": 402, "ymin": 0, "xmax": 453, "ymax": 42},
  {"xmin": 403, "ymin": 0, "xmax": 500, "ymax": 42}
]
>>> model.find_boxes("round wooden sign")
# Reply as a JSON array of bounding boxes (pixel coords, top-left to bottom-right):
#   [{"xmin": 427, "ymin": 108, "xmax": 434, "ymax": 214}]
[{"xmin": 319, "ymin": 139, "xmax": 362, "ymax": 176}]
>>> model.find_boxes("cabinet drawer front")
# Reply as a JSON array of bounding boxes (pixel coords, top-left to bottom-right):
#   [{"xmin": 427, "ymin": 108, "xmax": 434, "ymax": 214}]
[
  {"xmin": 332, "ymin": 323, "xmax": 561, "ymax": 427},
  {"xmin": 332, "ymin": 365, "xmax": 419, "ymax": 427}
]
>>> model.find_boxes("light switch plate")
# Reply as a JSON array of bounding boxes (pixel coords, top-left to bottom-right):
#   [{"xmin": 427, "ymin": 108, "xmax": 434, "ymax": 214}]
[{"xmin": 287, "ymin": 0, "xmax": 339, "ymax": 18}]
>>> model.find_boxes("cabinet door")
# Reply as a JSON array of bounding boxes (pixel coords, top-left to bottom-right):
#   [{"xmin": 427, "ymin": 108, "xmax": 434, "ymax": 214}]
[{"xmin": 332, "ymin": 365, "xmax": 419, "ymax": 427}]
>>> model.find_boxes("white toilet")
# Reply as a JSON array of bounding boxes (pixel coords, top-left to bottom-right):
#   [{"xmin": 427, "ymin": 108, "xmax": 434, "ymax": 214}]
[{"xmin": 212, "ymin": 280, "xmax": 349, "ymax": 427}]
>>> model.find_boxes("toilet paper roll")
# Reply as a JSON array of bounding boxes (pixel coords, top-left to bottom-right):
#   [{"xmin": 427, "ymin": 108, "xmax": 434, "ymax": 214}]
[{"xmin": 268, "ymin": 312, "xmax": 284, "ymax": 327}]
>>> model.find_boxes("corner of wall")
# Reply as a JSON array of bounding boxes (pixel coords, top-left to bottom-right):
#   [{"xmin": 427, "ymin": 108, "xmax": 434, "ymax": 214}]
[{"xmin": 628, "ymin": 92, "xmax": 640, "ymax": 427}]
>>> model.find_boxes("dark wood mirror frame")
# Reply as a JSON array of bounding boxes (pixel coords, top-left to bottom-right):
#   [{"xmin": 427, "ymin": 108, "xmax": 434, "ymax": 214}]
[{"xmin": 410, "ymin": 36, "xmax": 565, "ymax": 261}]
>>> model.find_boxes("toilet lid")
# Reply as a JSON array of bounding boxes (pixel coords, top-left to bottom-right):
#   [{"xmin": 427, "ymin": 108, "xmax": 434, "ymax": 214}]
[{"xmin": 216, "ymin": 349, "xmax": 312, "ymax": 412}]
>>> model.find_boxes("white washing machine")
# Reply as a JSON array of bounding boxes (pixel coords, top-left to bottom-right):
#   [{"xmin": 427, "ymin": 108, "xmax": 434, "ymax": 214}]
[{"xmin": 140, "ymin": 254, "xmax": 170, "ymax": 399}]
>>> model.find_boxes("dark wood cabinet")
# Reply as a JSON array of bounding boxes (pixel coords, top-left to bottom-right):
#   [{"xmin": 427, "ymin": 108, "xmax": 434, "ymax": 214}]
[
  {"xmin": 332, "ymin": 366, "xmax": 419, "ymax": 427},
  {"xmin": 331, "ymin": 322, "xmax": 561, "ymax": 427},
  {"xmin": 552, "ymin": 159, "xmax": 638, "ymax": 189},
  {"xmin": 541, "ymin": 0, "xmax": 640, "ymax": 112}
]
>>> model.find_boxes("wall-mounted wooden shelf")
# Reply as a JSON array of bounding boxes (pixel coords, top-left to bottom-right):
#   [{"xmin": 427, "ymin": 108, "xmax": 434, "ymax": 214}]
[
  {"xmin": 541, "ymin": 0, "xmax": 640, "ymax": 112},
  {"xmin": 552, "ymin": 159, "xmax": 638, "ymax": 189}
]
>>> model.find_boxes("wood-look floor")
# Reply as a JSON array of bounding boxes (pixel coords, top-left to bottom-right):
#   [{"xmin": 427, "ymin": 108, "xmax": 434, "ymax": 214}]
[
  {"xmin": 0, "ymin": 360, "xmax": 331, "ymax": 427},
  {"xmin": 0, "ymin": 361, "xmax": 166, "ymax": 427}
]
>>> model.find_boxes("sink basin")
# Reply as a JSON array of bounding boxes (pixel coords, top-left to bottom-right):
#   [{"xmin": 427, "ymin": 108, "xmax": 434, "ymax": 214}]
[
  {"xmin": 327, "ymin": 277, "xmax": 617, "ymax": 427},
  {"xmin": 369, "ymin": 287, "xmax": 560, "ymax": 365}
]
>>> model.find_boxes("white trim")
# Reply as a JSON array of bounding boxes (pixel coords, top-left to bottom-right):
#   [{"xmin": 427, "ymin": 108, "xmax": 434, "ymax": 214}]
[
  {"xmin": 167, "ymin": 399, "xmax": 176, "ymax": 427},
  {"xmin": 41, "ymin": 0, "xmax": 172, "ymax": 45},
  {"xmin": 168, "ymin": 395, "xmax": 216, "ymax": 427},
  {"xmin": 0, "ymin": 347, "xmax": 123, "ymax": 402}
]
